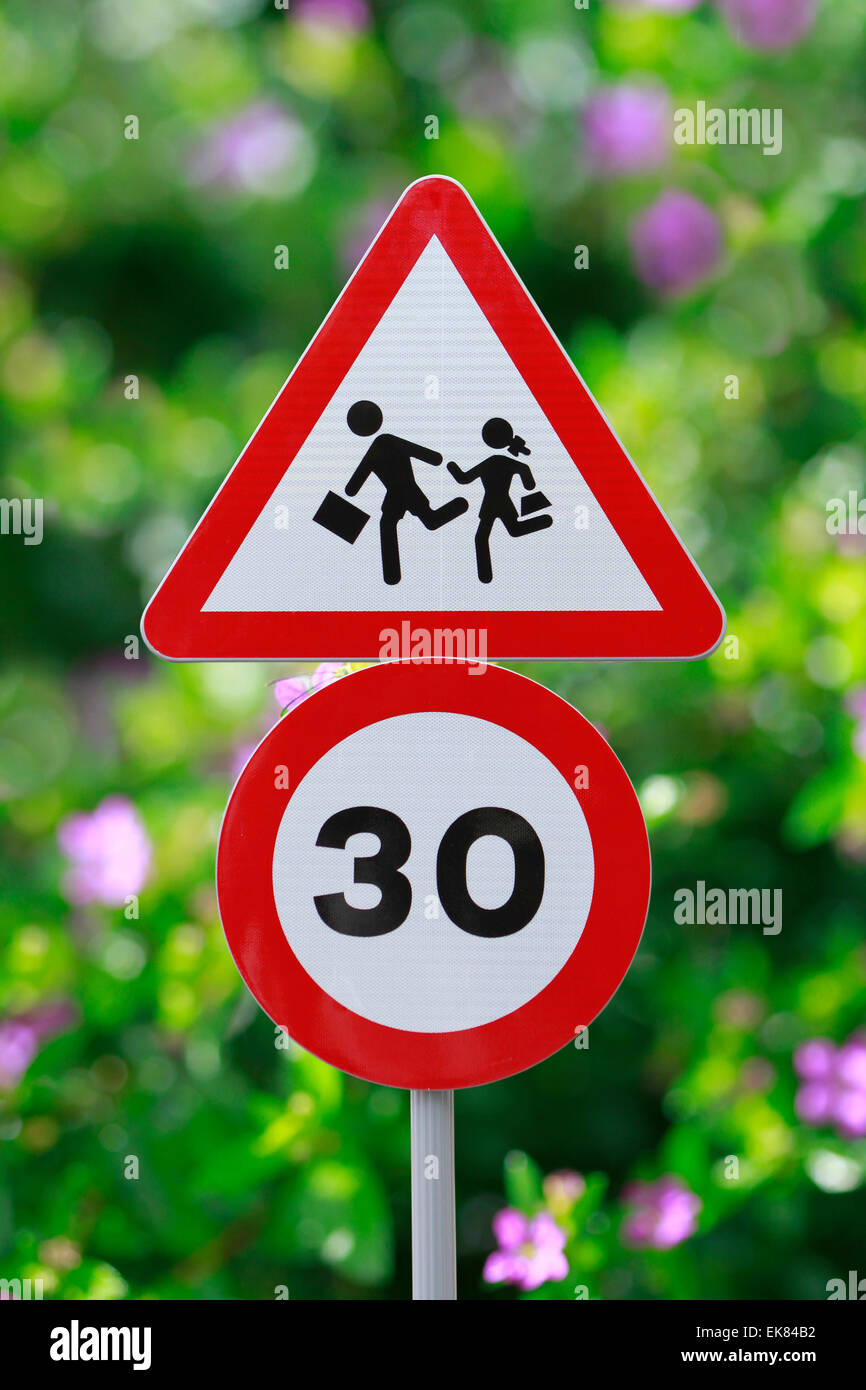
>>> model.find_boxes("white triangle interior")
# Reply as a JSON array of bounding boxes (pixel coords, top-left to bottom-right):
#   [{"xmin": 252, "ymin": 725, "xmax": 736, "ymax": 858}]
[{"xmin": 204, "ymin": 236, "xmax": 661, "ymax": 614}]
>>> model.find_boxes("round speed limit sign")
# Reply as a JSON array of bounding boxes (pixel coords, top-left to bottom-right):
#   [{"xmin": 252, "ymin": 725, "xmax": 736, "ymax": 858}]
[{"xmin": 217, "ymin": 661, "xmax": 650, "ymax": 1089}]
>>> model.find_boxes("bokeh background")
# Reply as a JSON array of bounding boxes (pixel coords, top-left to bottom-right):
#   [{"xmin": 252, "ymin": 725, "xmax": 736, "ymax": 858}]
[{"xmin": 2, "ymin": 0, "xmax": 866, "ymax": 1301}]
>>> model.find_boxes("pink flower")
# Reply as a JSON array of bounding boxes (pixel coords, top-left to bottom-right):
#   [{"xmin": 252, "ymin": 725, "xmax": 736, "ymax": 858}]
[
  {"xmin": 483, "ymin": 1208, "xmax": 569, "ymax": 1291},
  {"xmin": 310, "ymin": 661, "xmax": 344, "ymax": 689},
  {"xmin": 58, "ymin": 796, "xmax": 151, "ymax": 907},
  {"xmin": 0, "ymin": 1000, "xmax": 77, "ymax": 1089},
  {"xmin": 837, "ymin": 1038, "xmax": 866, "ymax": 1089},
  {"xmin": 294, "ymin": 0, "xmax": 370, "ymax": 31},
  {"xmin": 273, "ymin": 662, "xmax": 345, "ymax": 714},
  {"xmin": 715, "ymin": 0, "xmax": 816, "ymax": 51},
  {"xmin": 583, "ymin": 83, "xmax": 671, "ymax": 176},
  {"xmin": 621, "ymin": 1175, "xmax": 702, "ymax": 1250},
  {"xmin": 629, "ymin": 190, "xmax": 723, "ymax": 296},
  {"xmin": 795, "ymin": 1033, "xmax": 866, "ymax": 1139},
  {"xmin": 188, "ymin": 101, "xmax": 309, "ymax": 195},
  {"xmin": 273, "ymin": 676, "xmax": 309, "ymax": 711},
  {"xmin": 793, "ymin": 1037, "xmax": 835, "ymax": 1081}
]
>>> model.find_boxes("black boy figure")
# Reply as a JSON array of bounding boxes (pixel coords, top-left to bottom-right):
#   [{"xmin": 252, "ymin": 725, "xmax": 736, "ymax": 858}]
[{"xmin": 344, "ymin": 400, "xmax": 468, "ymax": 585}]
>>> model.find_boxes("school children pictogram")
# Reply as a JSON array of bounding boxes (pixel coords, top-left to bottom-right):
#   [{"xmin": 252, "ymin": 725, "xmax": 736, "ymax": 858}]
[{"xmin": 314, "ymin": 404, "xmax": 552, "ymax": 586}]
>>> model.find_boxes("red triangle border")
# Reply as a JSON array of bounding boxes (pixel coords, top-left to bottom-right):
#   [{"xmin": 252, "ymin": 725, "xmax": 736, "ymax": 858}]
[{"xmin": 142, "ymin": 176, "xmax": 725, "ymax": 661}]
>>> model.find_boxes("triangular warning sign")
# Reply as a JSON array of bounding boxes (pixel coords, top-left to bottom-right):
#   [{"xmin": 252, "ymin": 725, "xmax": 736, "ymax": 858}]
[{"xmin": 142, "ymin": 176, "xmax": 724, "ymax": 661}]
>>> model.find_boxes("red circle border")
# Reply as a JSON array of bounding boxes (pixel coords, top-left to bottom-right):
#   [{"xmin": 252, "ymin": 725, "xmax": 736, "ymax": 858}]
[{"xmin": 216, "ymin": 662, "xmax": 651, "ymax": 1089}]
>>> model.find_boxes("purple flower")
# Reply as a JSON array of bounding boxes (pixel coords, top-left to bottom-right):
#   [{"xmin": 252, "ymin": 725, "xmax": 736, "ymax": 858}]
[
  {"xmin": 795, "ymin": 1033, "xmax": 866, "ymax": 1139},
  {"xmin": 583, "ymin": 83, "xmax": 671, "ymax": 176},
  {"xmin": 294, "ymin": 0, "xmax": 370, "ymax": 31},
  {"xmin": 273, "ymin": 662, "xmax": 344, "ymax": 713},
  {"xmin": 715, "ymin": 0, "xmax": 816, "ymax": 51},
  {"xmin": 837, "ymin": 1038, "xmax": 866, "ymax": 1089},
  {"xmin": 58, "ymin": 796, "xmax": 151, "ymax": 907},
  {"xmin": 0, "ymin": 1021, "xmax": 39, "ymax": 1087},
  {"xmin": 847, "ymin": 685, "xmax": 866, "ymax": 721},
  {"xmin": 629, "ymin": 190, "xmax": 723, "ymax": 296},
  {"xmin": 621, "ymin": 1175, "xmax": 702, "ymax": 1250},
  {"xmin": 0, "ymin": 1000, "xmax": 76, "ymax": 1089},
  {"xmin": 483, "ymin": 1208, "xmax": 569, "ymax": 1291},
  {"xmin": 794, "ymin": 1037, "xmax": 835, "ymax": 1081},
  {"xmin": 188, "ymin": 101, "xmax": 311, "ymax": 196},
  {"xmin": 310, "ymin": 661, "xmax": 344, "ymax": 689},
  {"xmin": 273, "ymin": 676, "xmax": 309, "ymax": 711}
]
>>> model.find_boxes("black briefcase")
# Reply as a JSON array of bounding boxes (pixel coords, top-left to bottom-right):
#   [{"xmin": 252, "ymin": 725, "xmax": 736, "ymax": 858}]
[
  {"xmin": 520, "ymin": 490, "xmax": 551, "ymax": 517},
  {"xmin": 313, "ymin": 491, "xmax": 370, "ymax": 544}
]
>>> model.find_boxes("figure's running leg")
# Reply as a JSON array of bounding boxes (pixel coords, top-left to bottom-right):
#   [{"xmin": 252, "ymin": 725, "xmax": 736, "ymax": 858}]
[
  {"xmin": 380, "ymin": 509, "xmax": 401, "ymax": 585},
  {"xmin": 414, "ymin": 496, "xmax": 469, "ymax": 530},
  {"xmin": 501, "ymin": 503, "xmax": 553, "ymax": 539},
  {"xmin": 474, "ymin": 515, "xmax": 494, "ymax": 584}
]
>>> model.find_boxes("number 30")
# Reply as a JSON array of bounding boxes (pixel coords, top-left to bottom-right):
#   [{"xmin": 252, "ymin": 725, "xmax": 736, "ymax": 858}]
[{"xmin": 314, "ymin": 806, "xmax": 545, "ymax": 940}]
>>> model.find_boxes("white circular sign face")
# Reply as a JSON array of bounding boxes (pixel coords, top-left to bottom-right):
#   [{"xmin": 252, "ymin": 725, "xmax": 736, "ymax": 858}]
[{"xmin": 271, "ymin": 711, "xmax": 594, "ymax": 1033}]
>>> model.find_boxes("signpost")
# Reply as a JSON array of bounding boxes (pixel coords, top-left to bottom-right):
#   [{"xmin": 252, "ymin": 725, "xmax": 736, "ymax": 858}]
[{"xmin": 143, "ymin": 175, "xmax": 724, "ymax": 1299}]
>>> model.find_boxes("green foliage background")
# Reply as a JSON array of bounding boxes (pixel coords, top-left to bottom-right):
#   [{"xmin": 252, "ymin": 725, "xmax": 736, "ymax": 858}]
[{"xmin": 1, "ymin": 0, "xmax": 865, "ymax": 1300}]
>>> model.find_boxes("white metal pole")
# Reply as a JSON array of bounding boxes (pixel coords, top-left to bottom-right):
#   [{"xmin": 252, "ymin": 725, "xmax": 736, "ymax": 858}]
[{"xmin": 410, "ymin": 1089, "xmax": 456, "ymax": 1299}]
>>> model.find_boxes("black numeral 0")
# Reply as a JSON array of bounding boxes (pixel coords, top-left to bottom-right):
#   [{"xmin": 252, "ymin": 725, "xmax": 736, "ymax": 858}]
[
  {"xmin": 314, "ymin": 805, "xmax": 545, "ymax": 940},
  {"xmin": 314, "ymin": 807, "xmax": 411, "ymax": 937},
  {"xmin": 437, "ymin": 807, "xmax": 545, "ymax": 938}
]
